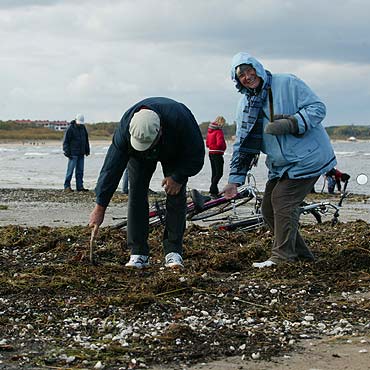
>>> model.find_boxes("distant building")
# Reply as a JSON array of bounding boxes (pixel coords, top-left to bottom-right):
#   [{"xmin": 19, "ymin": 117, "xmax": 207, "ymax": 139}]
[{"xmin": 15, "ymin": 119, "xmax": 69, "ymax": 131}]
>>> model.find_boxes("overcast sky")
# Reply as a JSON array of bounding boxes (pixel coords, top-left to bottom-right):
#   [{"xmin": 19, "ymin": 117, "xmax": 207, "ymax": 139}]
[{"xmin": 1, "ymin": 0, "xmax": 369, "ymax": 126}]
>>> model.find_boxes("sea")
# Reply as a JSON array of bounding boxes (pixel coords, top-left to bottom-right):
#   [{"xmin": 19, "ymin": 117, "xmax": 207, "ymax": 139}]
[{"xmin": 0, "ymin": 140, "xmax": 369, "ymax": 195}]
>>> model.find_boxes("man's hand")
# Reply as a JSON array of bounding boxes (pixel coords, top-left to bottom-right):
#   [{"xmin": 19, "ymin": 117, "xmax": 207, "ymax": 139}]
[
  {"xmin": 265, "ymin": 114, "xmax": 298, "ymax": 135},
  {"xmin": 162, "ymin": 177, "xmax": 182, "ymax": 195},
  {"xmin": 88, "ymin": 204, "xmax": 106, "ymax": 228},
  {"xmin": 223, "ymin": 183, "xmax": 238, "ymax": 200}
]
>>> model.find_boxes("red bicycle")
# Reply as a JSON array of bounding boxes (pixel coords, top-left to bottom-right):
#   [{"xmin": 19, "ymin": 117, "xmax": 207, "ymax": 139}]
[{"xmin": 112, "ymin": 179, "xmax": 260, "ymax": 230}]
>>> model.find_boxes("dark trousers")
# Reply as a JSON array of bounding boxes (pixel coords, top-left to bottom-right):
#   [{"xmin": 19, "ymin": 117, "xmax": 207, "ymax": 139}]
[
  {"xmin": 126, "ymin": 157, "xmax": 187, "ymax": 256},
  {"xmin": 261, "ymin": 176, "xmax": 319, "ymax": 263},
  {"xmin": 209, "ymin": 154, "xmax": 224, "ymax": 195}
]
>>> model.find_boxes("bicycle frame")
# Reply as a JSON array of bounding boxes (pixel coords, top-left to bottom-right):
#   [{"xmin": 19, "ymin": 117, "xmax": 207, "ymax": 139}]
[
  {"xmin": 112, "ymin": 184, "xmax": 260, "ymax": 229},
  {"xmin": 187, "ymin": 185, "xmax": 258, "ymax": 221},
  {"xmin": 214, "ymin": 199, "xmax": 344, "ymax": 232},
  {"xmin": 211, "ymin": 185, "xmax": 350, "ymax": 232}
]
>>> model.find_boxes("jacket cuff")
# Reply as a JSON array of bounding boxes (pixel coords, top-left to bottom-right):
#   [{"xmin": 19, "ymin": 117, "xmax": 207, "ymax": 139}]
[{"xmin": 228, "ymin": 174, "xmax": 246, "ymax": 186}]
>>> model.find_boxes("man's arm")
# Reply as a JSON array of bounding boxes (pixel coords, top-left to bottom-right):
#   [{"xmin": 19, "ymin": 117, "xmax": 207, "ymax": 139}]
[
  {"xmin": 291, "ymin": 75, "xmax": 326, "ymax": 135},
  {"xmin": 62, "ymin": 129, "xmax": 71, "ymax": 157},
  {"xmin": 170, "ymin": 116, "xmax": 205, "ymax": 184},
  {"xmin": 94, "ymin": 124, "xmax": 129, "ymax": 207}
]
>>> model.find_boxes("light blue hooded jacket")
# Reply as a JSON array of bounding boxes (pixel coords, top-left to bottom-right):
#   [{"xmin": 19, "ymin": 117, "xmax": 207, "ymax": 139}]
[{"xmin": 229, "ymin": 52, "xmax": 336, "ymax": 185}]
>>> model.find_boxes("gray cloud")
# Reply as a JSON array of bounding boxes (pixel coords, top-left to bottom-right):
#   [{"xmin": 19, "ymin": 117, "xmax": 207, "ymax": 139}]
[{"xmin": 0, "ymin": 0, "xmax": 369, "ymax": 125}]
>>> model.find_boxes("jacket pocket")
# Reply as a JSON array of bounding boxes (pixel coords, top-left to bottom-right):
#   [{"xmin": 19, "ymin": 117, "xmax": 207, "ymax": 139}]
[{"xmin": 281, "ymin": 135, "xmax": 319, "ymax": 162}]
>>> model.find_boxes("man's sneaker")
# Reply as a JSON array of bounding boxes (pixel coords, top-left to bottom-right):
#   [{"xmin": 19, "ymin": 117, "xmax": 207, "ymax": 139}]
[
  {"xmin": 77, "ymin": 188, "xmax": 89, "ymax": 192},
  {"xmin": 125, "ymin": 255, "xmax": 149, "ymax": 269},
  {"xmin": 64, "ymin": 187, "xmax": 73, "ymax": 193},
  {"xmin": 165, "ymin": 252, "xmax": 184, "ymax": 269},
  {"xmin": 252, "ymin": 260, "xmax": 276, "ymax": 269}
]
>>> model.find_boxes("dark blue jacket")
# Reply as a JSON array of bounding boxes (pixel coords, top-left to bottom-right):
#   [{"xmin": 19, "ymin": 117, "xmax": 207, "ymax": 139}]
[
  {"xmin": 95, "ymin": 97, "xmax": 205, "ymax": 207},
  {"xmin": 63, "ymin": 122, "xmax": 90, "ymax": 157}
]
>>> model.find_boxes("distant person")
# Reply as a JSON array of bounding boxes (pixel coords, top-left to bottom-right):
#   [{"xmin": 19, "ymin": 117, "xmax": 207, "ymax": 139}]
[
  {"xmin": 223, "ymin": 52, "xmax": 337, "ymax": 268},
  {"xmin": 121, "ymin": 168, "xmax": 156, "ymax": 195},
  {"xmin": 325, "ymin": 168, "xmax": 350, "ymax": 194},
  {"xmin": 206, "ymin": 116, "xmax": 227, "ymax": 198},
  {"xmin": 89, "ymin": 97, "xmax": 205, "ymax": 269},
  {"xmin": 122, "ymin": 168, "xmax": 129, "ymax": 194},
  {"xmin": 62, "ymin": 114, "xmax": 90, "ymax": 192}
]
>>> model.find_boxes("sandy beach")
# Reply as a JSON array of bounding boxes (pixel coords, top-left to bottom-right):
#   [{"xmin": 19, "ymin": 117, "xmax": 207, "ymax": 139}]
[
  {"xmin": 0, "ymin": 188, "xmax": 369, "ymax": 369},
  {"xmin": 0, "ymin": 188, "xmax": 369, "ymax": 227}
]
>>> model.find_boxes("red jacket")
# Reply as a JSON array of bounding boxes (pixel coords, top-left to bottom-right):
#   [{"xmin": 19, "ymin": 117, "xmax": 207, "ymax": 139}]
[{"xmin": 206, "ymin": 126, "xmax": 226, "ymax": 154}]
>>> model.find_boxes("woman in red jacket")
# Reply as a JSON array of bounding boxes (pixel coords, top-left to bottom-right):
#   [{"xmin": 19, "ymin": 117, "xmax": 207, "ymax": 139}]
[{"xmin": 206, "ymin": 116, "xmax": 227, "ymax": 197}]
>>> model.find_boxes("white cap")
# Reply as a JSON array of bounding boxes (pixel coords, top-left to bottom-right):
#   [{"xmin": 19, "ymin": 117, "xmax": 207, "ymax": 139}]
[
  {"xmin": 75, "ymin": 114, "xmax": 85, "ymax": 124},
  {"xmin": 129, "ymin": 110, "xmax": 160, "ymax": 151}
]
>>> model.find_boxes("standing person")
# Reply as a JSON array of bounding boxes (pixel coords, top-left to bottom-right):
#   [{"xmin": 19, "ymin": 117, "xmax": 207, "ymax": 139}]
[
  {"xmin": 121, "ymin": 168, "xmax": 156, "ymax": 195},
  {"xmin": 223, "ymin": 52, "xmax": 337, "ymax": 268},
  {"xmin": 122, "ymin": 168, "xmax": 129, "ymax": 194},
  {"xmin": 325, "ymin": 167, "xmax": 350, "ymax": 194},
  {"xmin": 89, "ymin": 97, "xmax": 205, "ymax": 269},
  {"xmin": 63, "ymin": 114, "xmax": 90, "ymax": 192},
  {"xmin": 206, "ymin": 116, "xmax": 227, "ymax": 198}
]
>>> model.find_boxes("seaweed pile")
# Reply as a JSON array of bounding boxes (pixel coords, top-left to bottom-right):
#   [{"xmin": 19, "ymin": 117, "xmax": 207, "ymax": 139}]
[
  {"xmin": 0, "ymin": 221, "xmax": 369, "ymax": 369},
  {"xmin": 0, "ymin": 188, "xmax": 128, "ymax": 204}
]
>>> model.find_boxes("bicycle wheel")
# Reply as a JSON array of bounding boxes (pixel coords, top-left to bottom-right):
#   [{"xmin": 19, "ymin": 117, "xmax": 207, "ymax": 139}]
[
  {"xmin": 112, "ymin": 216, "xmax": 163, "ymax": 231},
  {"xmin": 112, "ymin": 219, "xmax": 128, "ymax": 230},
  {"xmin": 299, "ymin": 201, "xmax": 322, "ymax": 224},
  {"xmin": 112, "ymin": 198, "xmax": 166, "ymax": 230},
  {"xmin": 188, "ymin": 197, "xmax": 251, "ymax": 221},
  {"xmin": 212, "ymin": 215, "xmax": 264, "ymax": 231}
]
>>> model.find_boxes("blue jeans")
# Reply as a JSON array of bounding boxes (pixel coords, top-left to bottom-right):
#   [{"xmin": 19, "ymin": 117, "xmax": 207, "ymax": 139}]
[
  {"xmin": 64, "ymin": 155, "xmax": 85, "ymax": 190},
  {"xmin": 122, "ymin": 168, "xmax": 129, "ymax": 193},
  {"xmin": 327, "ymin": 177, "xmax": 336, "ymax": 194}
]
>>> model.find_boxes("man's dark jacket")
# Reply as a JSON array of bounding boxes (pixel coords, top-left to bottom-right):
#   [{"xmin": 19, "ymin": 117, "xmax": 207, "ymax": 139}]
[
  {"xmin": 95, "ymin": 97, "xmax": 205, "ymax": 207},
  {"xmin": 63, "ymin": 122, "xmax": 90, "ymax": 157}
]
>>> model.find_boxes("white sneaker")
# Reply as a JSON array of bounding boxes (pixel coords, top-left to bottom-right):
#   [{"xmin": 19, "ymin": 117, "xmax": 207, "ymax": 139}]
[
  {"xmin": 165, "ymin": 252, "xmax": 184, "ymax": 269},
  {"xmin": 252, "ymin": 260, "xmax": 276, "ymax": 269},
  {"xmin": 125, "ymin": 255, "xmax": 149, "ymax": 268}
]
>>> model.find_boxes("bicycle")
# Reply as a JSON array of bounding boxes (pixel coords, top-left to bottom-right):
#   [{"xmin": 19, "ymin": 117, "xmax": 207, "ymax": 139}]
[
  {"xmin": 112, "ymin": 174, "xmax": 260, "ymax": 230},
  {"xmin": 211, "ymin": 191, "xmax": 349, "ymax": 232},
  {"xmin": 112, "ymin": 176, "xmax": 348, "ymax": 231}
]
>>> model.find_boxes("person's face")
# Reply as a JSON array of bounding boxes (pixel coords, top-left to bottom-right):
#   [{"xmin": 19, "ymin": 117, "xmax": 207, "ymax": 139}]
[{"xmin": 236, "ymin": 65, "xmax": 261, "ymax": 90}]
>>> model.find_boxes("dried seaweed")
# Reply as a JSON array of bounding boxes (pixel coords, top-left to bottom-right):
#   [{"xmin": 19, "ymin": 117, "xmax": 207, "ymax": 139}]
[{"xmin": 0, "ymin": 219, "xmax": 369, "ymax": 369}]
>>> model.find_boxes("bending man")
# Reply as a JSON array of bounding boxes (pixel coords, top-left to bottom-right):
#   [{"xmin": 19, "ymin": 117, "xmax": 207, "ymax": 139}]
[{"xmin": 89, "ymin": 97, "xmax": 205, "ymax": 269}]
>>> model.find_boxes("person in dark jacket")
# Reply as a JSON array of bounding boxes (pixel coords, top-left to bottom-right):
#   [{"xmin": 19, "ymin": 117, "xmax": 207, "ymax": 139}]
[
  {"xmin": 63, "ymin": 114, "xmax": 90, "ymax": 192},
  {"xmin": 206, "ymin": 116, "xmax": 227, "ymax": 197},
  {"xmin": 89, "ymin": 97, "xmax": 205, "ymax": 269}
]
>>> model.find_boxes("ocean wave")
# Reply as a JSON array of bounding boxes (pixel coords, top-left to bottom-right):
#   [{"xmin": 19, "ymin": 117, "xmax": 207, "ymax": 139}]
[
  {"xmin": 24, "ymin": 152, "xmax": 48, "ymax": 156},
  {"xmin": 335, "ymin": 151, "xmax": 356, "ymax": 156},
  {"xmin": 0, "ymin": 148, "xmax": 17, "ymax": 152}
]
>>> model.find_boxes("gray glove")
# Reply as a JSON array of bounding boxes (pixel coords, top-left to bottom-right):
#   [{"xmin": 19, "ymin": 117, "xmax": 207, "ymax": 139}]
[{"xmin": 264, "ymin": 114, "xmax": 298, "ymax": 135}]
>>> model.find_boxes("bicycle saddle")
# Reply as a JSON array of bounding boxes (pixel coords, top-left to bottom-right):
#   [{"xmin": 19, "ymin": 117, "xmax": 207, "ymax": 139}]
[{"xmin": 190, "ymin": 189, "xmax": 211, "ymax": 211}]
